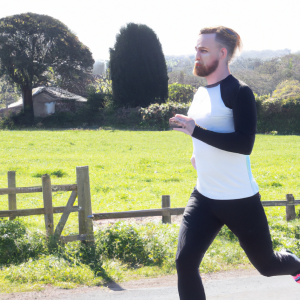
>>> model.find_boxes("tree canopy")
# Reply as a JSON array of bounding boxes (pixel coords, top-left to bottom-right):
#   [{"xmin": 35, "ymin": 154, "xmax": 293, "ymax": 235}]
[
  {"xmin": 0, "ymin": 13, "xmax": 94, "ymax": 116},
  {"xmin": 109, "ymin": 23, "xmax": 168, "ymax": 108},
  {"xmin": 272, "ymin": 80, "xmax": 300, "ymax": 100}
]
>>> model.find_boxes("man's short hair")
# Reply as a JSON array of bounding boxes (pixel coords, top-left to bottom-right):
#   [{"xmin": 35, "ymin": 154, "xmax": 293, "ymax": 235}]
[{"xmin": 199, "ymin": 26, "xmax": 242, "ymax": 63}]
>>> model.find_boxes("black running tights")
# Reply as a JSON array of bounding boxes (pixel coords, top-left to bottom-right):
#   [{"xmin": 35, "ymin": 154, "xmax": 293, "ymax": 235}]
[{"xmin": 176, "ymin": 188, "xmax": 300, "ymax": 300}]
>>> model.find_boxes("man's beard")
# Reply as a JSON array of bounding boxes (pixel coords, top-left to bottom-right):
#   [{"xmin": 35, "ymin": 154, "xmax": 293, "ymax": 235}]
[{"xmin": 193, "ymin": 59, "xmax": 219, "ymax": 77}]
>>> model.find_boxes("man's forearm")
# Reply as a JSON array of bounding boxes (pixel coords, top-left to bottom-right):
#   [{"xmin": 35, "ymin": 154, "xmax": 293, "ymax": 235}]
[{"xmin": 192, "ymin": 125, "xmax": 255, "ymax": 155}]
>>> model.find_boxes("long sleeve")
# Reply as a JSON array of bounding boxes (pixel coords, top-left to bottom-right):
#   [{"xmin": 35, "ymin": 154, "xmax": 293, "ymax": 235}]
[{"xmin": 191, "ymin": 85, "xmax": 257, "ymax": 155}]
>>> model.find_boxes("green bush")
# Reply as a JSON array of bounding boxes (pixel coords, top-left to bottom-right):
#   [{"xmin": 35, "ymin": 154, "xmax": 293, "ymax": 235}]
[
  {"xmin": 86, "ymin": 91, "xmax": 106, "ymax": 111},
  {"xmin": 95, "ymin": 222, "xmax": 150, "ymax": 266},
  {"xmin": 255, "ymin": 80, "xmax": 300, "ymax": 134},
  {"xmin": 0, "ymin": 110, "xmax": 34, "ymax": 129},
  {"xmin": 0, "ymin": 220, "xmax": 47, "ymax": 266},
  {"xmin": 168, "ymin": 83, "xmax": 194, "ymax": 104},
  {"xmin": 100, "ymin": 101, "xmax": 190, "ymax": 130},
  {"xmin": 256, "ymin": 96, "xmax": 300, "ymax": 134},
  {"xmin": 139, "ymin": 101, "xmax": 190, "ymax": 129},
  {"xmin": 106, "ymin": 106, "xmax": 142, "ymax": 127}
]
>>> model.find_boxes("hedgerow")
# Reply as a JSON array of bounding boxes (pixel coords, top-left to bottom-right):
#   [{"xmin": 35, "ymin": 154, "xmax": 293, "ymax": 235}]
[
  {"xmin": 139, "ymin": 102, "xmax": 190, "ymax": 129},
  {"xmin": 256, "ymin": 95, "xmax": 300, "ymax": 134}
]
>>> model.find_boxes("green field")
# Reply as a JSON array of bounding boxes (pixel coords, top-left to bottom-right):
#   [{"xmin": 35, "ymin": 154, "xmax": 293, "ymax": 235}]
[
  {"xmin": 0, "ymin": 130, "xmax": 299, "ymax": 231},
  {"xmin": 0, "ymin": 130, "xmax": 300, "ymax": 293}
]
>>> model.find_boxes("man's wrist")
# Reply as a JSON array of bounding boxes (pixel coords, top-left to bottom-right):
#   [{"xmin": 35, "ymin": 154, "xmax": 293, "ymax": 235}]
[{"xmin": 192, "ymin": 124, "xmax": 207, "ymax": 137}]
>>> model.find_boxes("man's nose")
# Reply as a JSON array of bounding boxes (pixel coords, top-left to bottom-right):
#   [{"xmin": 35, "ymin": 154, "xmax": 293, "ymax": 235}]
[{"xmin": 195, "ymin": 52, "xmax": 201, "ymax": 61}]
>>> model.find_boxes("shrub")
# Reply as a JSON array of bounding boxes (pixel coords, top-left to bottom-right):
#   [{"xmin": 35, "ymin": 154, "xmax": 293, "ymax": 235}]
[
  {"xmin": 168, "ymin": 83, "xmax": 195, "ymax": 104},
  {"xmin": 0, "ymin": 219, "xmax": 47, "ymax": 266},
  {"xmin": 139, "ymin": 101, "xmax": 190, "ymax": 129},
  {"xmin": 87, "ymin": 90, "xmax": 106, "ymax": 111},
  {"xmin": 107, "ymin": 106, "xmax": 142, "ymax": 127},
  {"xmin": 256, "ymin": 95, "xmax": 300, "ymax": 134},
  {"xmin": 0, "ymin": 110, "xmax": 34, "ymax": 129},
  {"xmin": 95, "ymin": 222, "xmax": 149, "ymax": 266}
]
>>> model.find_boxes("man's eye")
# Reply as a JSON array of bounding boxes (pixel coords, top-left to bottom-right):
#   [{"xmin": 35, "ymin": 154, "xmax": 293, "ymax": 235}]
[{"xmin": 201, "ymin": 50, "xmax": 207, "ymax": 53}]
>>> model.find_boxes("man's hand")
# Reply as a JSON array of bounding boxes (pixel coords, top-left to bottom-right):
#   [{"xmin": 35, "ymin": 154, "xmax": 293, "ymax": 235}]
[
  {"xmin": 191, "ymin": 155, "xmax": 197, "ymax": 170},
  {"xmin": 169, "ymin": 114, "xmax": 196, "ymax": 136}
]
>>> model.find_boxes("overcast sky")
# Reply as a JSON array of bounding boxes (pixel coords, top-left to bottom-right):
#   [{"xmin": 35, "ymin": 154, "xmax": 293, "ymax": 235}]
[{"xmin": 1, "ymin": 0, "xmax": 299, "ymax": 60}]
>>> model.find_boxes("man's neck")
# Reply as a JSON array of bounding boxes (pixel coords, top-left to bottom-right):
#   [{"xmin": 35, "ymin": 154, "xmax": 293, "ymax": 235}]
[{"xmin": 205, "ymin": 65, "xmax": 231, "ymax": 85}]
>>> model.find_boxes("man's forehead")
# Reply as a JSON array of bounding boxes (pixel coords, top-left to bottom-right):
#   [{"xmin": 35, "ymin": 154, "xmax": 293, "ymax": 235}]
[{"xmin": 196, "ymin": 33, "xmax": 217, "ymax": 48}]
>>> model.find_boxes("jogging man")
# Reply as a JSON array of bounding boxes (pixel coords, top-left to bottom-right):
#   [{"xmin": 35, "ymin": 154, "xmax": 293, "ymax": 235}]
[{"xmin": 169, "ymin": 26, "xmax": 300, "ymax": 300}]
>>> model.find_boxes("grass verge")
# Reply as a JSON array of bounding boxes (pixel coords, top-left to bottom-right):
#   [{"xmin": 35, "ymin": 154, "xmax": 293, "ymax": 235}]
[
  {"xmin": 0, "ymin": 131, "xmax": 299, "ymax": 293},
  {"xmin": 1, "ymin": 216, "xmax": 300, "ymax": 293}
]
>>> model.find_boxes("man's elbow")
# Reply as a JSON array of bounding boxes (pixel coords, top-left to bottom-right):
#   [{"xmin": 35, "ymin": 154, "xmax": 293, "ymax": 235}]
[{"xmin": 240, "ymin": 134, "xmax": 255, "ymax": 155}]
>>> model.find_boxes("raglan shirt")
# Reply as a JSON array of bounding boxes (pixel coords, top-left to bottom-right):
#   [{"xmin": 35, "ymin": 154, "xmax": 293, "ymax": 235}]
[{"xmin": 187, "ymin": 74, "xmax": 259, "ymax": 200}]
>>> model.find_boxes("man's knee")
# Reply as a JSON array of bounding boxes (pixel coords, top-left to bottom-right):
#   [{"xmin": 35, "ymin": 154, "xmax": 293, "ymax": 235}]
[
  {"xmin": 175, "ymin": 251, "xmax": 189, "ymax": 273},
  {"xmin": 257, "ymin": 266, "xmax": 274, "ymax": 277},
  {"xmin": 176, "ymin": 250, "xmax": 204, "ymax": 274},
  {"xmin": 254, "ymin": 258, "xmax": 277, "ymax": 277}
]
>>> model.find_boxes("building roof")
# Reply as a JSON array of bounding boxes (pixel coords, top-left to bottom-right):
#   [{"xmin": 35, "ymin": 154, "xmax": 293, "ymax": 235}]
[
  {"xmin": 8, "ymin": 86, "xmax": 87, "ymax": 108},
  {"xmin": 33, "ymin": 86, "xmax": 87, "ymax": 102}
]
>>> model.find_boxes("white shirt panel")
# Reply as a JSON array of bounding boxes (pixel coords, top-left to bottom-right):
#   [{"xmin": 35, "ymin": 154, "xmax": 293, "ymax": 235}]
[{"xmin": 188, "ymin": 85, "xmax": 259, "ymax": 200}]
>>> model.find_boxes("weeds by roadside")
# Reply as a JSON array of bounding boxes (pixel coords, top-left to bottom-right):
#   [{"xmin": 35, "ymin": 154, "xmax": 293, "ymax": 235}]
[{"xmin": 1, "ymin": 216, "xmax": 299, "ymax": 293}]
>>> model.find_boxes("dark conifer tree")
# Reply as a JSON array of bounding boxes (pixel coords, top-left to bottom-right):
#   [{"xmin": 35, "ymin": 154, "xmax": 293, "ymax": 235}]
[{"xmin": 110, "ymin": 23, "xmax": 168, "ymax": 107}]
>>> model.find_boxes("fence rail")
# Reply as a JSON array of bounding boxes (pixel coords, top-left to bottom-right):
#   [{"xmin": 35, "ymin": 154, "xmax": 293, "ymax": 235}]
[
  {"xmin": 2, "ymin": 168, "xmax": 299, "ymax": 237},
  {"xmin": 89, "ymin": 194, "xmax": 300, "ymax": 224},
  {"xmin": 0, "ymin": 184, "xmax": 77, "ymax": 195},
  {"xmin": 0, "ymin": 167, "xmax": 94, "ymax": 243},
  {"xmin": 0, "ymin": 206, "xmax": 80, "ymax": 218}
]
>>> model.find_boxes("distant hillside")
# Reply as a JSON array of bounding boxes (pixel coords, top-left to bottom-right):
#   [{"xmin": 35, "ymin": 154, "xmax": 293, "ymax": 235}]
[
  {"xmin": 165, "ymin": 54, "xmax": 206, "ymax": 87},
  {"xmin": 165, "ymin": 50, "xmax": 300, "ymax": 95},
  {"xmin": 238, "ymin": 49, "xmax": 291, "ymax": 60}
]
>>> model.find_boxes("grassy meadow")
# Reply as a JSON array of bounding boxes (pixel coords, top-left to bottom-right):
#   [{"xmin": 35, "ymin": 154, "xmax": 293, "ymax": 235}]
[
  {"xmin": 0, "ymin": 130, "xmax": 299, "ymax": 231},
  {"xmin": 0, "ymin": 130, "xmax": 300, "ymax": 293}
]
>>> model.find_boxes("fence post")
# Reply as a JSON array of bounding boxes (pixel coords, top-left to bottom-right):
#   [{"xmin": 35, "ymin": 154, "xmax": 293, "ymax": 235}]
[
  {"xmin": 42, "ymin": 174, "xmax": 54, "ymax": 236},
  {"xmin": 162, "ymin": 195, "xmax": 171, "ymax": 224},
  {"xmin": 8, "ymin": 171, "xmax": 16, "ymax": 221},
  {"xmin": 76, "ymin": 166, "xmax": 94, "ymax": 242},
  {"xmin": 286, "ymin": 194, "xmax": 296, "ymax": 221}
]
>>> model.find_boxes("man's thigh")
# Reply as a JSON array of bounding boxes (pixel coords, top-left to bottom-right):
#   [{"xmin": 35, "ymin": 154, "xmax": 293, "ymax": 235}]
[
  {"xmin": 176, "ymin": 188, "xmax": 224, "ymax": 262},
  {"xmin": 220, "ymin": 193, "xmax": 274, "ymax": 263}
]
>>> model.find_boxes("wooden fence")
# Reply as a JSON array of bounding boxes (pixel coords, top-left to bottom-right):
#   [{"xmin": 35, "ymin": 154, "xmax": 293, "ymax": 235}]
[
  {"xmin": 89, "ymin": 194, "xmax": 300, "ymax": 223},
  {"xmin": 0, "ymin": 166, "xmax": 94, "ymax": 243},
  {"xmin": 1, "ymin": 167, "xmax": 299, "ymax": 238}
]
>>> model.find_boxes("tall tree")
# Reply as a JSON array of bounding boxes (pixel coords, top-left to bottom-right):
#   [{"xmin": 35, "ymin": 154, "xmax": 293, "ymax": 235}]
[
  {"xmin": 0, "ymin": 13, "xmax": 94, "ymax": 117},
  {"xmin": 110, "ymin": 23, "xmax": 168, "ymax": 107}
]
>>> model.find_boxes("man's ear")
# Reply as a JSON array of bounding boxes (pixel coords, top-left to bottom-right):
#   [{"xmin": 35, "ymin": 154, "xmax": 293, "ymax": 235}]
[{"xmin": 220, "ymin": 47, "xmax": 228, "ymax": 60}]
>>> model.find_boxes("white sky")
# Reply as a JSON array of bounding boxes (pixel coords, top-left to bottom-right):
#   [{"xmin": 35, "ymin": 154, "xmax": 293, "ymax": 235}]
[{"xmin": 1, "ymin": 0, "xmax": 299, "ymax": 60}]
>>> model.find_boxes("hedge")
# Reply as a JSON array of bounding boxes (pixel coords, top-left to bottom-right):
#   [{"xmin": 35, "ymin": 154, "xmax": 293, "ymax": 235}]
[{"xmin": 256, "ymin": 96, "xmax": 300, "ymax": 134}]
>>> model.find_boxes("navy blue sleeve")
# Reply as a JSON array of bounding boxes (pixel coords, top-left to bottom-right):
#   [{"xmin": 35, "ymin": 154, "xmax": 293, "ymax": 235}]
[{"xmin": 191, "ymin": 85, "xmax": 257, "ymax": 155}]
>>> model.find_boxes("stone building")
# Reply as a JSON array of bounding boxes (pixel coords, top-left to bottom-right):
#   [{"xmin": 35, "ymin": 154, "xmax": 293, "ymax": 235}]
[{"xmin": 6, "ymin": 86, "xmax": 87, "ymax": 118}]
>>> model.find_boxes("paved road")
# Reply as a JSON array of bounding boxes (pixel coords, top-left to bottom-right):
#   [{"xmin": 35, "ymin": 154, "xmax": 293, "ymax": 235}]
[{"xmin": 2, "ymin": 274, "xmax": 299, "ymax": 300}]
